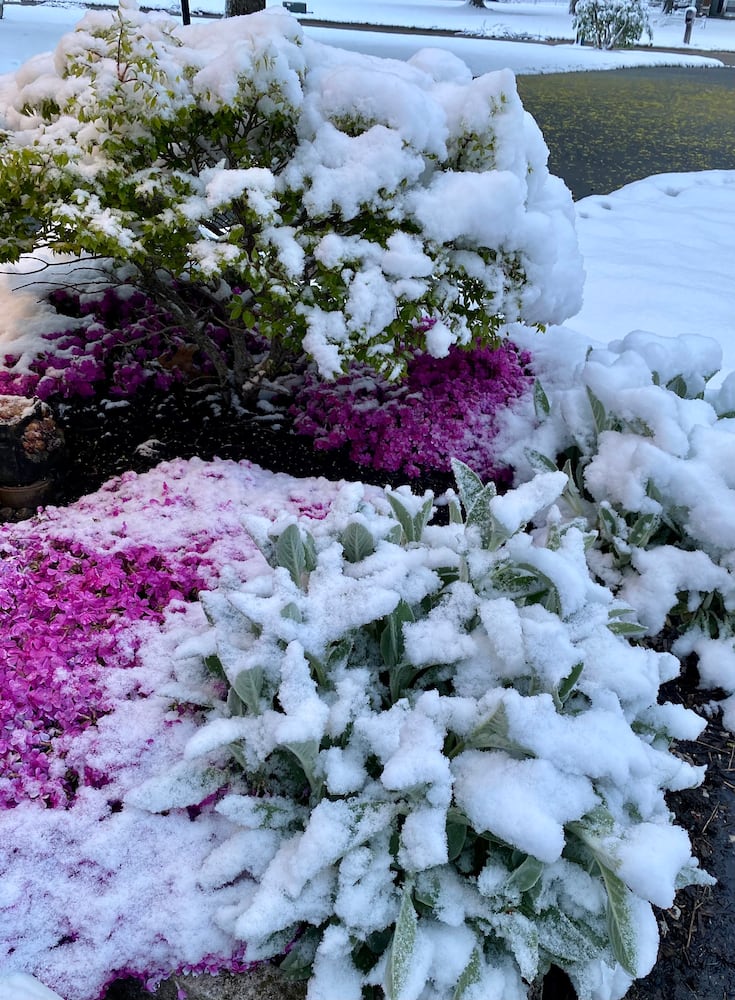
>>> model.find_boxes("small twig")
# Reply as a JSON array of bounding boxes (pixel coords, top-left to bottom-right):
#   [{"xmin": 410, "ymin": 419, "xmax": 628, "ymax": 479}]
[{"xmin": 701, "ymin": 802, "xmax": 720, "ymax": 835}]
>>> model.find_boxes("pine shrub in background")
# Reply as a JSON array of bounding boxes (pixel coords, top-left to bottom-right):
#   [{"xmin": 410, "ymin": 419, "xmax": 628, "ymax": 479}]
[{"xmin": 574, "ymin": 0, "xmax": 652, "ymax": 48}]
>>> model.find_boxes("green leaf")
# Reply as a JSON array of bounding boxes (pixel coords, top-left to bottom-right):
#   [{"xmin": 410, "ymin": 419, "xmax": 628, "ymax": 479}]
[
  {"xmin": 380, "ymin": 600, "xmax": 415, "ymax": 669},
  {"xmin": 586, "ymin": 386, "xmax": 609, "ymax": 436},
  {"xmin": 452, "ymin": 947, "xmax": 481, "ymax": 1000},
  {"xmin": 228, "ymin": 742, "xmax": 247, "ymax": 770},
  {"xmin": 446, "ymin": 816, "xmax": 468, "ymax": 862},
  {"xmin": 534, "ymin": 379, "xmax": 551, "ymax": 418},
  {"xmin": 597, "ymin": 861, "xmax": 637, "ymax": 976},
  {"xmin": 284, "ymin": 740, "xmax": 323, "ymax": 798},
  {"xmin": 204, "ymin": 653, "xmax": 226, "ymax": 681},
  {"xmin": 508, "ymin": 854, "xmax": 544, "ymax": 892},
  {"xmin": 675, "ymin": 864, "xmax": 716, "ymax": 890},
  {"xmin": 412, "ymin": 496, "xmax": 434, "ymax": 542},
  {"xmin": 276, "ymin": 523, "xmax": 306, "ymax": 588},
  {"xmin": 341, "ymin": 521, "xmax": 376, "ymax": 563},
  {"xmin": 232, "ymin": 667, "xmax": 264, "ymax": 715},
  {"xmin": 281, "ymin": 602, "xmax": 303, "ymax": 623},
  {"xmin": 666, "ymin": 373, "xmax": 689, "ymax": 399},
  {"xmin": 556, "ymin": 661, "xmax": 584, "ymax": 705},
  {"xmin": 303, "ymin": 531, "xmax": 318, "ymax": 573},
  {"xmin": 464, "ymin": 704, "xmax": 532, "ymax": 758},
  {"xmin": 388, "ymin": 888, "xmax": 418, "ymax": 1000},
  {"xmin": 606, "ymin": 613, "xmax": 648, "ymax": 638},
  {"xmin": 387, "ymin": 493, "xmax": 419, "ymax": 543},
  {"xmin": 525, "ymin": 448, "xmax": 558, "ymax": 474},
  {"xmin": 227, "ymin": 687, "xmax": 245, "ymax": 717},
  {"xmin": 465, "ymin": 483, "xmax": 509, "ymax": 551},
  {"xmin": 451, "ymin": 458, "xmax": 485, "ymax": 514},
  {"xmin": 628, "ymin": 512, "xmax": 660, "ymax": 548},
  {"xmin": 448, "ymin": 494, "xmax": 464, "ymax": 525},
  {"xmin": 278, "ymin": 927, "xmax": 321, "ymax": 980},
  {"xmin": 386, "ymin": 524, "xmax": 404, "ymax": 546}
]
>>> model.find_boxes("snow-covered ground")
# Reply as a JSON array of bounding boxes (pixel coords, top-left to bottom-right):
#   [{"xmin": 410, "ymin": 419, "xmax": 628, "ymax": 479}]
[{"xmin": 1, "ymin": 4, "xmax": 735, "ymax": 1000}]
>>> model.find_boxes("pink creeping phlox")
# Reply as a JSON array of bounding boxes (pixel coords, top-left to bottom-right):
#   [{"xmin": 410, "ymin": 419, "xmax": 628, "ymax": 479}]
[
  {"xmin": 0, "ymin": 287, "xmax": 238, "ymax": 403},
  {"xmin": 0, "ymin": 535, "xmax": 204, "ymax": 809},
  {"xmin": 291, "ymin": 338, "xmax": 533, "ymax": 482}
]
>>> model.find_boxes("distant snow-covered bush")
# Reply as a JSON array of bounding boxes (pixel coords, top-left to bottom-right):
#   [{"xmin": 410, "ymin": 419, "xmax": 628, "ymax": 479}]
[
  {"xmin": 574, "ymin": 0, "xmax": 652, "ymax": 48},
  {"xmin": 0, "ymin": 5, "xmax": 582, "ymax": 396},
  {"xmin": 291, "ymin": 339, "xmax": 532, "ymax": 481},
  {"xmin": 131, "ymin": 461, "xmax": 710, "ymax": 1000}
]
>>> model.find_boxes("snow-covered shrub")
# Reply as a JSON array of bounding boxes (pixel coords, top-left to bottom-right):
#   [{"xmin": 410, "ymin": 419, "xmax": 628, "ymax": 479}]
[
  {"xmin": 574, "ymin": 0, "xmax": 652, "ymax": 48},
  {"xmin": 0, "ymin": 4, "xmax": 582, "ymax": 396},
  {"xmin": 290, "ymin": 339, "xmax": 532, "ymax": 481},
  {"xmin": 512, "ymin": 330, "xmax": 735, "ymax": 728},
  {"xmin": 130, "ymin": 461, "xmax": 710, "ymax": 1000}
]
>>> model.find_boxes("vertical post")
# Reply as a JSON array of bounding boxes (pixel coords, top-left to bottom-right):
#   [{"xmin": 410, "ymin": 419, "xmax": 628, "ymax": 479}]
[
  {"xmin": 683, "ymin": 6, "xmax": 695, "ymax": 41},
  {"xmin": 181, "ymin": 0, "xmax": 191, "ymax": 25}
]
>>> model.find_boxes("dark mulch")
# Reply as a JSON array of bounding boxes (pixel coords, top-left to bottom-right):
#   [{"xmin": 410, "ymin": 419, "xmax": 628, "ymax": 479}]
[{"xmin": 5, "ymin": 381, "xmax": 735, "ymax": 1000}]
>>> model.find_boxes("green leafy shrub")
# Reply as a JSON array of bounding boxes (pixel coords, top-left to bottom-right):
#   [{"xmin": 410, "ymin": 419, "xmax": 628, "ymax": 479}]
[
  {"xmin": 574, "ymin": 0, "xmax": 652, "ymax": 48},
  {"xmin": 128, "ymin": 461, "xmax": 710, "ymax": 1000},
  {"xmin": 0, "ymin": 5, "xmax": 582, "ymax": 398}
]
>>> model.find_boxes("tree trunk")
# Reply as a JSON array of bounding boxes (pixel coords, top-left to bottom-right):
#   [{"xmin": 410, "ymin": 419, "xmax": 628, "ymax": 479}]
[{"xmin": 225, "ymin": 0, "xmax": 265, "ymax": 15}]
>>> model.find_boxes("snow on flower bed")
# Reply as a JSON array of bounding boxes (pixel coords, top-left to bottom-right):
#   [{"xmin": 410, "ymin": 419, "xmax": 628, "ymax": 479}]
[{"xmin": 0, "ymin": 458, "xmax": 346, "ymax": 998}]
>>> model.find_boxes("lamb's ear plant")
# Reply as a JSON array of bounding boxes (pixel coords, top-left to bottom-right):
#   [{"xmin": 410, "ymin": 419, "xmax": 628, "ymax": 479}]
[
  {"xmin": 130, "ymin": 464, "xmax": 711, "ymax": 1000},
  {"xmin": 521, "ymin": 334, "xmax": 735, "ymax": 725}
]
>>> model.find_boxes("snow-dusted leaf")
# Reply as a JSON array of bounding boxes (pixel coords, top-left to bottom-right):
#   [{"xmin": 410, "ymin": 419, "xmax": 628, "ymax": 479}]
[
  {"xmin": 278, "ymin": 926, "xmax": 321, "ymax": 980},
  {"xmin": 125, "ymin": 760, "xmax": 225, "ymax": 813},
  {"xmin": 276, "ymin": 523, "xmax": 307, "ymax": 587},
  {"xmin": 666, "ymin": 374, "xmax": 689, "ymax": 399},
  {"xmin": 388, "ymin": 888, "xmax": 418, "ymax": 1000},
  {"xmin": 508, "ymin": 854, "xmax": 544, "ymax": 892},
  {"xmin": 606, "ymin": 610, "xmax": 648, "ymax": 638},
  {"xmin": 628, "ymin": 512, "xmax": 660, "ymax": 548},
  {"xmin": 284, "ymin": 740, "xmax": 323, "ymax": 797},
  {"xmin": 451, "ymin": 458, "xmax": 485, "ymax": 514},
  {"xmin": 303, "ymin": 531, "xmax": 318, "ymax": 573},
  {"xmin": 533, "ymin": 379, "xmax": 551, "ymax": 418},
  {"xmin": 586, "ymin": 386, "xmax": 609, "ymax": 436},
  {"xmin": 381, "ymin": 599, "xmax": 415, "ymax": 669},
  {"xmin": 387, "ymin": 493, "xmax": 419, "ymax": 543},
  {"xmin": 525, "ymin": 448, "xmax": 558, "ymax": 474},
  {"xmin": 466, "ymin": 484, "xmax": 507, "ymax": 551},
  {"xmin": 448, "ymin": 494, "xmax": 464, "ymax": 525},
  {"xmin": 341, "ymin": 521, "xmax": 376, "ymax": 563},
  {"xmin": 281, "ymin": 602, "xmax": 303, "ymax": 623},
  {"xmin": 675, "ymin": 864, "xmax": 716, "ymax": 890},
  {"xmin": 536, "ymin": 910, "xmax": 602, "ymax": 965},
  {"xmin": 232, "ymin": 666, "xmax": 264, "ymax": 715},
  {"xmin": 556, "ymin": 661, "xmax": 584, "ymax": 705},
  {"xmin": 412, "ymin": 496, "xmax": 434, "ymax": 542},
  {"xmin": 452, "ymin": 947, "xmax": 481, "ymax": 1000},
  {"xmin": 465, "ymin": 704, "xmax": 531, "ymax": 758},
  {"xmin": 598, "ymin": 861, "xmax": 637, "ymax": 976}
]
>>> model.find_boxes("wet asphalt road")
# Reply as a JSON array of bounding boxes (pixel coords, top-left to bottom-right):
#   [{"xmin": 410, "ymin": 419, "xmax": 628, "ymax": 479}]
[{"xmin": 516, "ymin": 64, "xmax": 735, "ymax": 199}]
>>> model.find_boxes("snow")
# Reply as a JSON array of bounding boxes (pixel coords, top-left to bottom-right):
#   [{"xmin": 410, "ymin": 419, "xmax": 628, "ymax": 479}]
[{"xmin": 1, "ymin": 3, "xmax": 735, "ymax": 1000}]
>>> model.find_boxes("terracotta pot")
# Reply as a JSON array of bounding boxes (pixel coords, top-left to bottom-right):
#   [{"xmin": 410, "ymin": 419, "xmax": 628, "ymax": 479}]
[
  {"xmin": 0, "ymin": 479, "xmax": 53, "ymax": 510},
  {"xmin": 0, "ymin": 395, "xmax": 65, "ymax": 487}
]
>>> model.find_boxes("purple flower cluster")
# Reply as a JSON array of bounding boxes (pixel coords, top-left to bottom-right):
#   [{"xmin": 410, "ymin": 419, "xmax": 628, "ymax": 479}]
[
  {"xmin": 292, "ymin": 342, "xmax": 533, "ymax": 480},
  {"xmin": 0, "ymin": 287, "xmax": 232, "ymax": 404},
  {"xmin": 0, "ymin": 535, "xmax": 204, "ymax": 809}
]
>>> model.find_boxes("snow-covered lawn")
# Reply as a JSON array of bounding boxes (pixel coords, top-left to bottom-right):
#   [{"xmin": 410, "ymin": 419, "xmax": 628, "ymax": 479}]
[{"xmin": 2, "ymin": 4, "xmax": 735, "ymax": 1000}]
